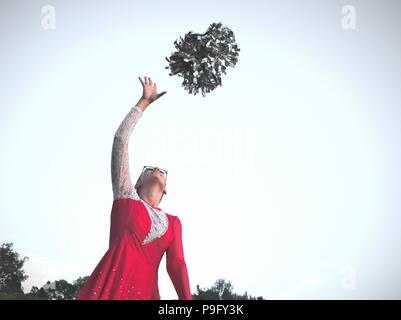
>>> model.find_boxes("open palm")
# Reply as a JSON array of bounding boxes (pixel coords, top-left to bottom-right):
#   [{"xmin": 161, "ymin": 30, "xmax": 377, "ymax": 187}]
[{"xmin": 138, "ymin": 76, "xmax": 167, "ymax": 103}]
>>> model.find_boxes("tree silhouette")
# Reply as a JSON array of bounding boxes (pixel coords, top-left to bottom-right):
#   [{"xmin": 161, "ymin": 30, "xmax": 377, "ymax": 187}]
[
  {"xmin": 26, "ymin": 276, "xmax": 89, "ymax": 300},
  {"xmin": 0, "ymin": 243, "xmax": 29, "ymax": 295},
  {"xmin": 192, "ymin": 278, "xmax": 265, "ymax": 300}
]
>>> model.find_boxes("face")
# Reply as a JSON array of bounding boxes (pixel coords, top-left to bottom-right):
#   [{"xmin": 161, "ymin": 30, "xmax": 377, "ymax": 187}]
[{"xmin": 138, "ymin": 167, "xmax": 167, "ymax": 194}]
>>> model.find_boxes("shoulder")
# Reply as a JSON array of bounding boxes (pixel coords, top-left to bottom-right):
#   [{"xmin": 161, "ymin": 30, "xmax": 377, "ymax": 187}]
[
  {"xmin": 167, "ymin": 214, "xmax": 182, "ymax": 227},
  {"xmin": 167, "ymin": 213, "xmax": 179, "ymax": 222}
]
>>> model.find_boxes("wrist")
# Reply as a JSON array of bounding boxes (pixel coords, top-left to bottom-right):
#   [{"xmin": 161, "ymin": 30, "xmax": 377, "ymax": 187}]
[{"xmin": 136, "ymin": 98, "xmax": 151, "ymax": 112}]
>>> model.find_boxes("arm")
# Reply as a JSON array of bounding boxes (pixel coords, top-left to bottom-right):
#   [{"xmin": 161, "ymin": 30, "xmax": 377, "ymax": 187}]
[
  {"xmin": 111, "ymin": 105, "xmax": 143, "ymax": 200},
  {"xmin": 166, "ymin": 216, "xmax": 192, "ymax": 300},
  {"xmin": 111, "ymin": 76, "xmax": 167, "ymax": 200}
]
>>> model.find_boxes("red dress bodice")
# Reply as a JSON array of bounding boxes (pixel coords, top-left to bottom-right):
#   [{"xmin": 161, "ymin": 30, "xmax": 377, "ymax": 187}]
[{"xmin": 76, "ymin": 197, "xmax": 191, "ymax": 300}]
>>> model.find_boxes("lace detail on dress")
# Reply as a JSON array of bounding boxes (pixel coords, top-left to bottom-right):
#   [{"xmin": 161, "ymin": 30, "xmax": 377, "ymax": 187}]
[
  {"xmin": 119, "ymin": 194, "xmax": 169, "ymax": 245},
  {"xmin": 111, "ymin": 106, "xmax": 143, "ymax": 201},
  {"xmin": 119, "ymin": 193, "xmax": 141, "ymax": 201},
  {"xmin": 141, "ymin": 205, "xmax": 168, "ymax": 245}
]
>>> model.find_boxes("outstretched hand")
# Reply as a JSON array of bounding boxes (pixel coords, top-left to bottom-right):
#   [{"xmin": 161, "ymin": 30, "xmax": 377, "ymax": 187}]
[{"xmin": 138, "ymin": 76, "xmax": 167, "ymax": 104}]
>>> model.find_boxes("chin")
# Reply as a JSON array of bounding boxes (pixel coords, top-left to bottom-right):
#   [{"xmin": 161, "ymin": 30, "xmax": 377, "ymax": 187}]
[
  {"xmin": 155, "ymin": 175, "xmax": 164, "ymax": 183},
  {"xmin": 150, "ymin": 176, "xmax": 164, "ymax": 187}
]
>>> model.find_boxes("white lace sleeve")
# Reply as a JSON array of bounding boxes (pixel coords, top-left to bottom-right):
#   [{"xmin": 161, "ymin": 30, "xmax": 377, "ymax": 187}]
[{"xmin": 111, "ymin": 105, "xmax": 143, "ymax": 201}]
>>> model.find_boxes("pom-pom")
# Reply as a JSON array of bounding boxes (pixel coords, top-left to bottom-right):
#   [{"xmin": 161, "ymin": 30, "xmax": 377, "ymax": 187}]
[{"xmin": 165, "ymin": 22, "xmax": 240, "ymax": 97}]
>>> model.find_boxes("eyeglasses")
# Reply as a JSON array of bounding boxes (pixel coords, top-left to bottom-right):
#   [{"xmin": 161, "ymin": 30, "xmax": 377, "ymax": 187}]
[{"xmin": 142, "ymin": 166, "xmax": 168, "ymax": 178}]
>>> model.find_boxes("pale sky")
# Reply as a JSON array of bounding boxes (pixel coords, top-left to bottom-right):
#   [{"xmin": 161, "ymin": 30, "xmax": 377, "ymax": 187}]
[{"xmin": 1, "ymin": 0, "xmax": 401, "ymax": 299}]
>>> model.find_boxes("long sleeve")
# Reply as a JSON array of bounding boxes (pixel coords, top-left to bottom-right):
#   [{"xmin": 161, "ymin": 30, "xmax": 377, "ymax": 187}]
[
  {"xmin": 166, "ymin": 216, "xmax": 192, "ymax": 300},
  {"xmin": 111, "ymin": 105, "xmax": 143, "ymax": 201}
]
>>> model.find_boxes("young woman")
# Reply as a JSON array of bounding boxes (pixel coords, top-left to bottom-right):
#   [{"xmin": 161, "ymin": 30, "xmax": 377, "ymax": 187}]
[{"xmin": 76, "ymin": 76, "xmax": 192, "ymax": 300}]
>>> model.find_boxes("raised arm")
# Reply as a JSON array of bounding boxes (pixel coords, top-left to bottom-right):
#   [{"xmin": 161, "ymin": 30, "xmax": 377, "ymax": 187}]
[
  {"xmin": 166, "ymin": 216, "xmax": 192, "ymax": 300},
  {"xmin": 111, "ymin": 76, "xmax": 167, "ymax": 201},
  {"xmin": 111, "ymin": 106, "xmax": 143, "ymax": 200}
]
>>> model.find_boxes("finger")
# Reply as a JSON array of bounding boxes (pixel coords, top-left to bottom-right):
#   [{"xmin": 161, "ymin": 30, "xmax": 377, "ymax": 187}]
[
  {"xmin": 149, "ymin": 77, "xmax": 153, "ymax": 86},
  {"xmin": 138, "ymin": 76, "xmax": 144, "ymax": 86},
  {"xmin": 144, "ymin": 76, "xmax": 148, "ymax": 85},
  {"xmin": 157, "ymin": 91, "xmax": 167, "ymax": 99}
]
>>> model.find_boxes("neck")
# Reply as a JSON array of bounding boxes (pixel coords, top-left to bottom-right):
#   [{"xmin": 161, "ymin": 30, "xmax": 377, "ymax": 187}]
[{"xmin": 138, "ymin": 185, "xmax": 163, "ymax": 208}]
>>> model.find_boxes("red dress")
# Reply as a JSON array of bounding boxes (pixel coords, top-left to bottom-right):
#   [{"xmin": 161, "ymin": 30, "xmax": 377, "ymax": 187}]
[{"xmin": 76, "ymin": 105, "xmax": 192, "ymax": 300}]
